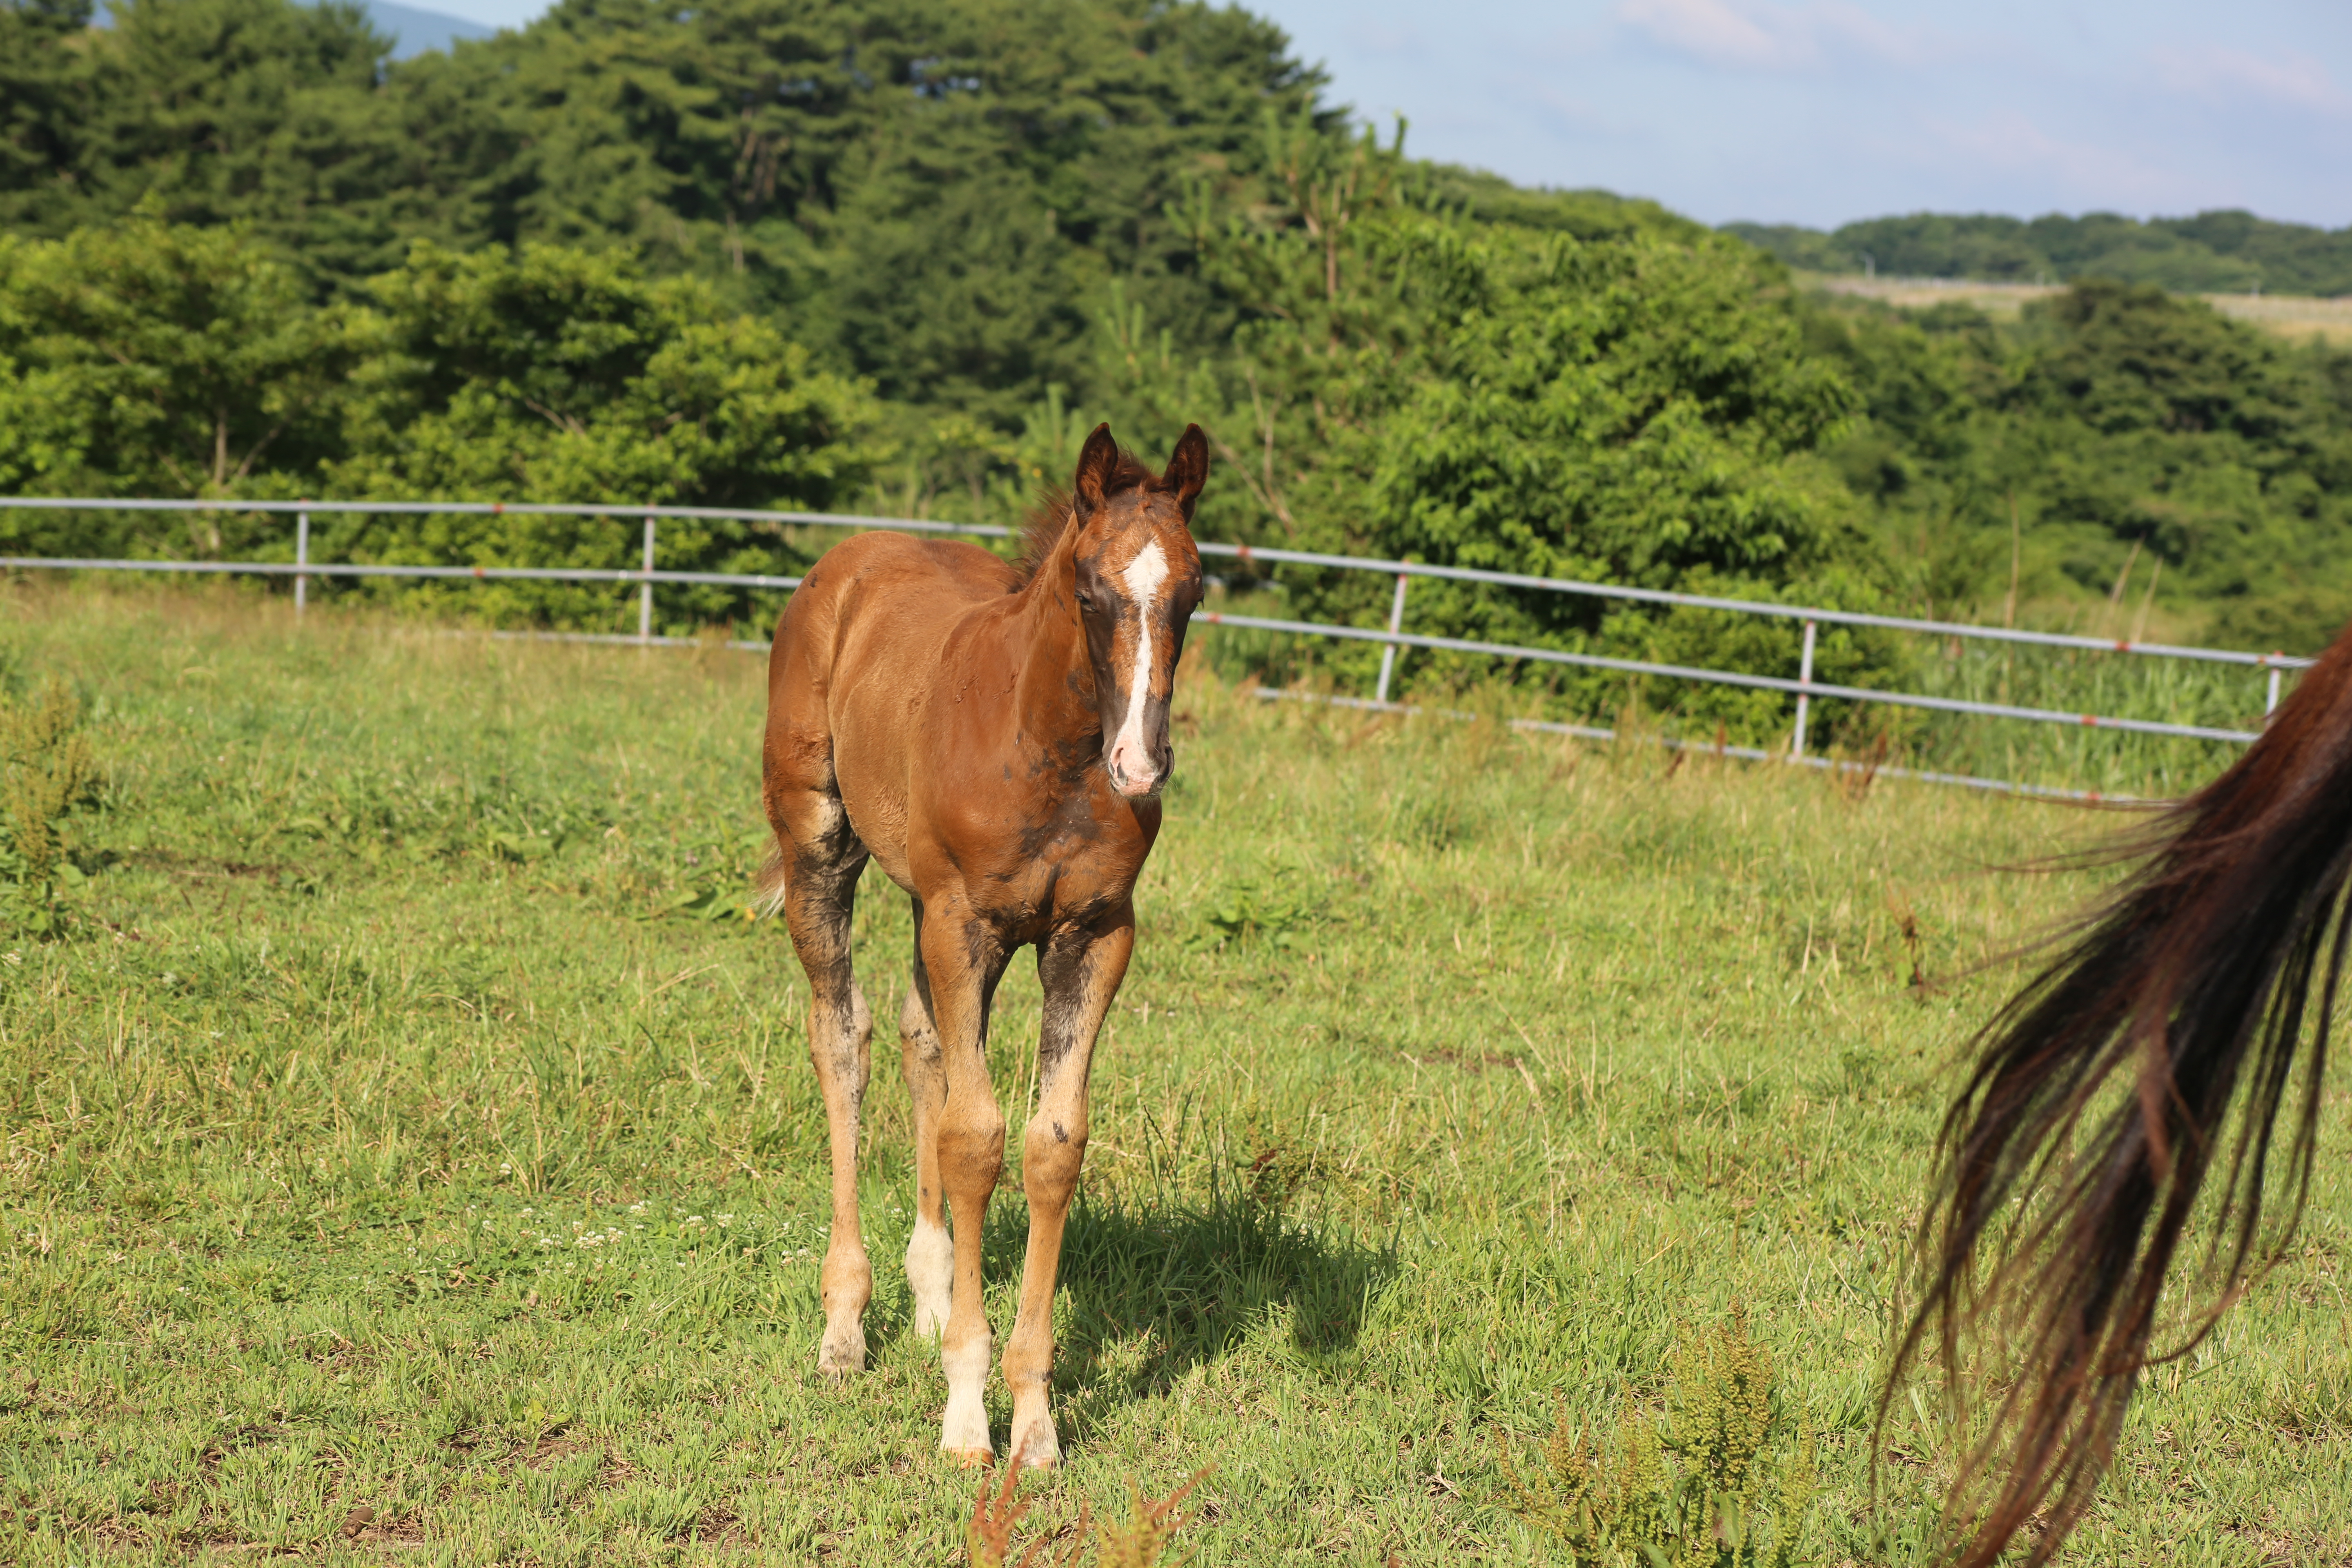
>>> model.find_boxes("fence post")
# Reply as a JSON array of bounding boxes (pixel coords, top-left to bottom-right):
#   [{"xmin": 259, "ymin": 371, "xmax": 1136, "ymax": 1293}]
[
  {"xmin": 294, "ymin": 504, "xmax": 310, "ymax": 617},
  {"xmin": 639, "ymin": 512, "xmax": 656, "ymax": 646},
  {"xmin": 1374, "ymin": 572, "xmax": 1409, "ymax": 705},
  {"xmin": 2267, "ymin": 660, "xmax": 2282, "ymax": 718},
  {"xmin": 1791, "ymin": 618, "xmax": 1818, "ymax": 759}
]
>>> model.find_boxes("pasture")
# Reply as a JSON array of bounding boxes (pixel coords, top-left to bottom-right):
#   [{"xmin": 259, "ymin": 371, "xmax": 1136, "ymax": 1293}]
[
  {"xmin": 2, "ymin": 585, "xmax": 2347, "ymax": 1565},
  {"xmin": 1814, "ymin": 274, "xmax": 2352, "ymax": 347}
]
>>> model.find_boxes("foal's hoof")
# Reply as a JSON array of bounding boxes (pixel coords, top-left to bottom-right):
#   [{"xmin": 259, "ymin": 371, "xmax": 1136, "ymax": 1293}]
[
  {"xmin": 944, "ymin": 1446, "xmax": 994, "ymax": 1470},
  {"xmin": 1009, "ymin": 1414, "xmax": 1061, "ymax": 1470},
  {"xmin": 816, "ymin": 1323, "xmax": 867, "ymax": 1378},
  {"xmin": 940, "ymin": 1386, "xmax": 992, "ymax": 1460}
]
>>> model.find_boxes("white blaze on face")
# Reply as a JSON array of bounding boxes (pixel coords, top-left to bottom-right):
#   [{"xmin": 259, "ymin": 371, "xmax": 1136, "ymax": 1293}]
[{"xmin": 1107, "ymin": 539, "xmax": 1168, "ymax": 794}]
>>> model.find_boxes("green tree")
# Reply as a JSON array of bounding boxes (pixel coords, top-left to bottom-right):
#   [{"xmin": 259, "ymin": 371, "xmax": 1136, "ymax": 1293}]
[
  {"xmin": 0, "ymin": 0, "xmax": 527, "ymax": 290},
  {"xmin": 0, "ymin": 0, "xmax": 1333, "ymax": 422},
  {"xmin": 1305, "ymin": 216, "xmax": 1881, "ymax": 731},
  {"xmin": 1087, "ymin": 114, "xmax": 1880, "ymax": 730},
  {"xmin": 322, "ymin": 241, "xmax": 881, "ymax": 629},
  {"xmin": 0, "ymin": 224, "xmax": 882, "ymax": 630},
  {"xmin": 446, "ymin": 0, "xmax": 1325, "ymax": 422},
  {"xmin": 1806, "ymin": 282, "xmax": 2352, "ymax": 650},
  {"xmin": 0, "ymin": 0, "xmax": 95, "ymax": 234},
  {"xmin": 0, "ymin": 217, "xmax": 352, "ymax": 558}
]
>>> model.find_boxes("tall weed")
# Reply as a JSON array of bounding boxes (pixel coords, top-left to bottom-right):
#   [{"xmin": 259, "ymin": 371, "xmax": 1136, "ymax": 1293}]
[
  {"xmin": 969, "ymin": 1464, "xmax": 1209, "ymax": 1568},
  {"xmin": 0, "ymin": 679, "xmax": 98, "ymax": 936},
  {"xmin": 1501, "ymin": 1306, "xmax": 1818, "ymax": 1567}
]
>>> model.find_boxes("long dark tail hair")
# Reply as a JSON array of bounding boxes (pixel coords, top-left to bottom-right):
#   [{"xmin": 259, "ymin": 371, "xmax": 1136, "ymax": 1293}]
[{"xmin": 1888, "ymin": 628, "xmax": 2352, "ymax": 1566}]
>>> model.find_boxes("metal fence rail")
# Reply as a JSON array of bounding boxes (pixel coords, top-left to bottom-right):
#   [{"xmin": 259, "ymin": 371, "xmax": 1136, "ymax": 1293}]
[
  {"xmin": 2, "ymin": 555, "xmax": 804, "ymax": 590},
  {"xmin": 0, "ymin": 494, "xmax": 1009, "ymax": 534},
  {"xmin": 1255, "ymin": 688, "xmax": 2136, "ymax": 802},
  {"xmin": 1195, "ymin": 539, "xmax": 2310, "ymax": 670},
  {"xmin": 1198, "ymin": 611, "xmax": 2267, "ymax": 744},
  {"xmin": 2, "ymin": 494, "xmax": 2312, "ymax": 662},
  {"xmin": 2, "ymin": 494, "xmax": 2311, "ymax": 780}
]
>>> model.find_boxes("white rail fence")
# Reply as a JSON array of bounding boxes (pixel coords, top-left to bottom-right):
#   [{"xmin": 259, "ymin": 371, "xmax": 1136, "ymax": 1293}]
[{"xmin": 1, "ymin": 496, "xmax": 2314, "ymax": 799}]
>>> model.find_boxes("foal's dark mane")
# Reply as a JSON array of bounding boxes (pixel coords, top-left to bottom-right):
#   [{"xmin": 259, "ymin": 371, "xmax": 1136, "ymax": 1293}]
[{"xmin": 1009, "ymin": 445, "xmax": 1159, "ymax": 589}]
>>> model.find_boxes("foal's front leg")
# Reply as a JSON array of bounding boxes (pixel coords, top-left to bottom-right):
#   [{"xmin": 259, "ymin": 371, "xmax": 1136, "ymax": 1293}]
[
  {"xmin": 1005, "ymin": 918, "xmax": 1134, "ymax": 1468},
  {"xmin": 923, "ymin": 909, "xmax": 1011, "ymax": 1461}
]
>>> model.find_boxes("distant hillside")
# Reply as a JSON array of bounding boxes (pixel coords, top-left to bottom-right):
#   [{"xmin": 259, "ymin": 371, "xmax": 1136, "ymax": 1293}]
[
  {"xmin": 357, "ymin": 0, "xmax": 491, "ymax": 58},
  {"xmin": 97, "ymin": 0, "xmax": 494, "ymax": 58},
  {"xmin": 1727, "ymin": 211, "xmax": 2352, "ymax": 298}
]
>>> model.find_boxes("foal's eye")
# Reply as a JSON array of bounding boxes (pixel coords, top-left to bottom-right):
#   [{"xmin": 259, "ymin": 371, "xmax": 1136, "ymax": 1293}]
[{"xmin": 1076, "ymin": 593, "xmax": 1093, "ymax": 610}]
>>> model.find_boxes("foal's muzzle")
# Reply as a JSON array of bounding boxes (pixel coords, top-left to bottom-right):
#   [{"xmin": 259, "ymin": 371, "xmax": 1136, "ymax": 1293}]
[{"xmin": 1105, "ymin": 734, "xmax": 1169, "ymax": 798}]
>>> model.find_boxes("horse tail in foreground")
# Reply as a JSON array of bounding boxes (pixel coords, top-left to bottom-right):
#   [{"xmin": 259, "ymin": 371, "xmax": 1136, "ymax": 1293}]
[{"xmin": 1889, "ymin": 626, "xmax": 2352, "ymax": 1566}]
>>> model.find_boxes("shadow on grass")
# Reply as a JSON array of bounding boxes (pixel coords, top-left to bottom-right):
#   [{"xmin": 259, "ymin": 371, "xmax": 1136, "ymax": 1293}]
[{"xmin": 995, "ymin": 1188, "xmax": 1397, "ymax": 1447}]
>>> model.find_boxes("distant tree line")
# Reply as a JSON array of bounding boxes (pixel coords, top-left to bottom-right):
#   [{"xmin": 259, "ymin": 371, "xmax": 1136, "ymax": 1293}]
[
  {"xmin": 4, "ymin": 0, "xmax": 2352, "ymax": 715},
  {"xmin": 1726, "ymin": 211, "xmax": 2352, "ymax": 297},
  {"xmin": 1804, "ymin": 283, "xmax": 2352, "ymax": 654}
]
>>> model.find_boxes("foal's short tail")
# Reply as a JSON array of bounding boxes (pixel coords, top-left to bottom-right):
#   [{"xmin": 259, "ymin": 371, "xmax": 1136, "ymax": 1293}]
[
  {"xmin": 1890, "ymin": 627, "xmax": 2352, "ymax": 1566},
  {"xmin": 751, "ymin": 842, "xmax": 789, "ymax": 922}
]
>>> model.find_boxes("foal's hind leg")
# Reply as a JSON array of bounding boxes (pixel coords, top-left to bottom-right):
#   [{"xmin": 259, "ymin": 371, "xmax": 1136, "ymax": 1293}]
[
  {"xmin": 771, "ymin": 795, "xmax": 874, "ymax": 1375},
  {"xmin": 900, "ymin": 898, "xmax": 953, "ymax": 1340}
]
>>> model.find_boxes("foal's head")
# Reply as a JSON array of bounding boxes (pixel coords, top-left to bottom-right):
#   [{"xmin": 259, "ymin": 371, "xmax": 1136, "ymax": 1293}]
[{"xmin": 1058, "ymin": 422, "xmax": 1207, "ymax": 799}]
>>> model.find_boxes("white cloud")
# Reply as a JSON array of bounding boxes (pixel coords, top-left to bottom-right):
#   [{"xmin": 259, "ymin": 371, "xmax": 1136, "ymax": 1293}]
[
  {"xmin": 2150, "ymin": 46, "xmax": 2350, "ymax": 117},
  {"xmin": 1613, "ymin": 0, "xmax": 1944, "ymax": 72},
  {"xmin": 1617, "ymin": 0, "xmax": 1798, "ymax": 68}
]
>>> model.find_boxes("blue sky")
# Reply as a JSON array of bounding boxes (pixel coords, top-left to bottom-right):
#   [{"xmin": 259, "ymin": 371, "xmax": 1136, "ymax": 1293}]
[{"xmin": 405, "ymin": 0, "xmax": 2352, "ymax": 230}]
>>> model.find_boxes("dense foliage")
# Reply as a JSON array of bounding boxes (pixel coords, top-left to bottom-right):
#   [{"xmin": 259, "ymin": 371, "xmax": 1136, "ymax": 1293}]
[
  {"xmin": 4, "ymin": 0, "xmax": 2352, "ymax": 679},
  {"xmin": 0, "ymin": 219, "xmax": 353, "ymax": 510},
  {"xmin": 1, "ymin": 0, "xmax": 1333, "ymax": 426},
  {"xmin": 327, "ymin": 242, "xmax": 877, "ymax": 608},
  {"xmin": 1728, "ymin": 210, "xmax": 2352, "ymax": 297},
  {"xmin": 1806, "ymin": 283, "xmax": 2352, "ymax": 652},
  {"xmin": 0, "ymin": 222, "xmax": 876, "ymax": 625},
  {"xmin": 1070, "ymin": 125, "xmax": 1884, "ymax": 719}
]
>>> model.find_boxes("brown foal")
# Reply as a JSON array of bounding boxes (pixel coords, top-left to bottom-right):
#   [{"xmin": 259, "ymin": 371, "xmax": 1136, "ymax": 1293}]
[{"xmin": 759, "ymin": 423, "xmax": 1207, "ymax": 1465}]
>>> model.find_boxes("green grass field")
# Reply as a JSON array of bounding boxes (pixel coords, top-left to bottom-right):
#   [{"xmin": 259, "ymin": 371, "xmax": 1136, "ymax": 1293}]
[{"xmin": 3, "ymin": 584, "xmax": 2347, "ymax": 1565}]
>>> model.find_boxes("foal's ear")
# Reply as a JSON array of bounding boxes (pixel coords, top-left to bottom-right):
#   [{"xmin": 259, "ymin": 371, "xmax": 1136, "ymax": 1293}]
[
  {"xmin": 1163, "ymin": 424, "xmax": 1209, "ymax": 518},
  {"xmin": 1072, "ymin": 423, "xmax": 1119, "ymax": 515}
]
